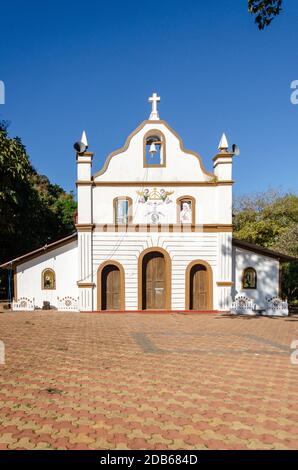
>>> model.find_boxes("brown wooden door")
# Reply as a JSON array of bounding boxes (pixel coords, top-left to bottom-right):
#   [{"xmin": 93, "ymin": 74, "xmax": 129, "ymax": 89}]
[
  {"xmin": 190, "ymin": 264, "xmax": 207, "ymax": 310},
  {"xmin": 102, "ymin": 265, "xmax": 120, "ymax": 310},
  {"xmin": 143, "ymin": 252, "xmax": 166, "ymax": 310}
]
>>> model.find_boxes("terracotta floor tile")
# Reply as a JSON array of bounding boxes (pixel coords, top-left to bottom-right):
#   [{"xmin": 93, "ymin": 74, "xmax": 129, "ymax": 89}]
[{"xmin": 0, "ymin": 311, "xmax": 297, "ymax": 449}]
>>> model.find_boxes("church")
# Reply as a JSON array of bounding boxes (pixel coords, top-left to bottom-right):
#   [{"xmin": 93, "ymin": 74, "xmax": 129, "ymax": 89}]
[{"xmin": 1, "ymin": 94, "xmax": 293, "ymax": 313}]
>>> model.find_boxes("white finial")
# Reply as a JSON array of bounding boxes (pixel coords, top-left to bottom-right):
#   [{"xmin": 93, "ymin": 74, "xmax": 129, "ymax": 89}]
[
  {"xmin": 148, "ymin": 92, "xmax": 161, "ymax": 120},
  {"xmin": 81, "ymin": 130, "xmax": 88, "ymax": 148},
  {"xmin": 218, "ymin": 133, "xmax": 229, "ymax": 152}
]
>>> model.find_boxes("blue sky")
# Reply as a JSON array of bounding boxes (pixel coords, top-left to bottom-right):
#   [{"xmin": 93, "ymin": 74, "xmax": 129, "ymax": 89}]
[{"xmin": 1, "ymin": 0, "xmax": 298, "ymax": 196}]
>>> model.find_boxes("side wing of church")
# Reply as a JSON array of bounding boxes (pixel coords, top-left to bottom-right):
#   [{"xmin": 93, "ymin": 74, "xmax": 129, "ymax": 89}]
[{"xmin": 1, "ymin": 94, "xmax": 294, "ymax": 313}]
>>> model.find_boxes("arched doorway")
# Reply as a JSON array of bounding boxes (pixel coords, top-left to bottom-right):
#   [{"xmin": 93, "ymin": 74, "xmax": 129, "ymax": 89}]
[
  {"xmin": 186, "ymin": 260, "xmax": 213, "ymax": 310},
  {"xmin": 138, "ymin": 248, "xmax": 171, "ymax": 310},
  {"xmin": 97, "ymin": 261, "xmax": 125, "ymax": 311}
]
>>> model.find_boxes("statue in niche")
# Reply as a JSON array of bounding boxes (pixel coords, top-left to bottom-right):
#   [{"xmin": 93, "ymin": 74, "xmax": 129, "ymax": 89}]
[{"xmin": 180, "ymin": 201, "xmax": 192, "ymax": 224}]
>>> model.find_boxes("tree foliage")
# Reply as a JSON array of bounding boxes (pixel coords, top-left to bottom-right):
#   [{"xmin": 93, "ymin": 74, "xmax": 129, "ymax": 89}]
[
  {"xmin": 233, "ymin": 189, "xmax": 298, "ymax": 302},
  {"xmin": 0, "ymin": 121, "xmax": 77, "ymax": 266},
  {"xmin": 248, "ymin": 0, "xmax": 283, "ymax": 30}
]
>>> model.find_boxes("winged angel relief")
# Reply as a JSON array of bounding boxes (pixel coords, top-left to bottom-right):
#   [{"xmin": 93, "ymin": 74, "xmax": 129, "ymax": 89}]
[{"xmin": 137, "ymin": 188, "xmax": 174, "ymax": 224}]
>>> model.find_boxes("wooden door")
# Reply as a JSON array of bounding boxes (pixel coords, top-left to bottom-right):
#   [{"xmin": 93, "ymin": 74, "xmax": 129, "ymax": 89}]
[
  {"xmin": 143, "ymin": 252, "xmax": 166, "ymax": 310},
  {"xmin": 102, "ymin": 265, "xmax": 120, "ymax": 310},
  {"xmin": 190, "ymin": 264, "xmax": 207, "ymax": 310}
]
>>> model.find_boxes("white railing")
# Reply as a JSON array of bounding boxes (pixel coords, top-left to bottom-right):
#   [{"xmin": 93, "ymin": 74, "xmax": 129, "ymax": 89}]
[
  {"xmin": 265, "ymin": 297, "xmax": 288, "ymax": 317},
  {"xmin": 231, "ymin": 295, "xmax": 256, "ymax": 315},
  {"xmin": 57, "ymin": 296, "xmax": 79, "ymax": 312},
  {"xmin": 12, "ymin": 297, "xmax": 35, "ymax": 311}
]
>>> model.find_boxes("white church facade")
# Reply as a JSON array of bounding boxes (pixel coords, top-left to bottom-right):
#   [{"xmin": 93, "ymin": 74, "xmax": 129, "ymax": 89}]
[{"xmin": 1, "ymin": 94, "xmax": 293, "ymax": 313}]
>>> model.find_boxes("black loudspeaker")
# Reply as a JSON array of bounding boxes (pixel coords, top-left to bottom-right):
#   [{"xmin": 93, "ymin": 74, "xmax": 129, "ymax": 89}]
[{"xmin": 73, "ymin": 141, "xmax": 87, "ymax": 154}]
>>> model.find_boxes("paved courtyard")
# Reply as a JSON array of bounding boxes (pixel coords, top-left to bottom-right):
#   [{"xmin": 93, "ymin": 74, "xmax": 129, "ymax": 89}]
[{"xmin": 0, "ymin": 311, "xmax": 297, "ymax": 450}]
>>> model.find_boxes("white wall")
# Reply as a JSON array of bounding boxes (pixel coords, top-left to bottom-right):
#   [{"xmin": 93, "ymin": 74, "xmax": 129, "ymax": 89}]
[
  {"xmin": 92, "ymin": 185, "xmax": 232, "ymax": 225},
  {"xmin": 16, "ymin": 241, "xmax": 78, "ymax": 309},
  {"xmin": 93, "ymin": 121, "xmax": 212, "ymax": 183},
  {"xmin": 75, "ymin": 118, "xmax": 235, "ymax": 311},
  {"xmin": 232, "ymin": 246, "xmax": 279, "ymax": 309},
  {"xmin": 77, "ymin": 185, "xmax": 92, "ymax": 224},
  {"xmin": 89, "ymin": 120, "xmax": 232, "ymax": 226},
  {"xmin": 92, "ymin": 231, "xmax": 226, "ymax": 310}
]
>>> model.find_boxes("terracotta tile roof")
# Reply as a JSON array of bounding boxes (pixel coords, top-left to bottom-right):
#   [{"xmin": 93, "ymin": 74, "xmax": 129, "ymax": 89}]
[{"xmin": 232, "ymin": 238, "xmax": 297, "ymax": 262}]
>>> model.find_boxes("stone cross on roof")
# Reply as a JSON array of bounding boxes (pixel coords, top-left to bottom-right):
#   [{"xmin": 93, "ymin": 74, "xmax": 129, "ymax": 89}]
[{"xmin": 148, "ymin": 92, "xmax": 160, "ymax": 120}]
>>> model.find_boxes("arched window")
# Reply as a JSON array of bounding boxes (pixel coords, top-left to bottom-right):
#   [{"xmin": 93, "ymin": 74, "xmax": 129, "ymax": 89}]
[
  {"xmin": 114, "ymin": 197, "xmax": 132, "ymax": 225},
  {"xmin": 242, "ymin": 267, "xmax": 257, "ymax": 289},
  {"xmin": 177, "ymin": 196, "xmax": 195, "ymax": 224},
  {"xmin": 42, "ymin": 269, "xmax": 56, "ymax": 290},
  {"xmin": 143, "ymin": 130, "xmax": 166, "ymax": 167}
]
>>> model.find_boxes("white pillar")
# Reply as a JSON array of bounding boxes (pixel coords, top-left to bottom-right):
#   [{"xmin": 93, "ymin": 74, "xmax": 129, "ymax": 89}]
[
  {"xmin": 216, "ymin": 232, "xmax": 233, "ymax": 311},
  {"xmin": 213, "ymin": 151, "xmax": 233, "ymax": 181},
  {"xmin": 76, "ymin": 151, "xmax": 94, "ymax": 311},
  {"xmin": 213, "ymin": 145, "xmax": 234, "ymax": 311},
  {"xmin": 77, "ymin": 151, "xmax": 93, "ymax": 224}
]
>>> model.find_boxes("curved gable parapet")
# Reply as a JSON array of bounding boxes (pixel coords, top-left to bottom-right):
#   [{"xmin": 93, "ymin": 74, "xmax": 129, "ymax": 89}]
[
  {"xmin": 93, "ymin": 120, "xmax": 214, "ymax": 182},
  {"xmin": 93, "ymin": 120, "xmax": 148, "ymax": 180}
]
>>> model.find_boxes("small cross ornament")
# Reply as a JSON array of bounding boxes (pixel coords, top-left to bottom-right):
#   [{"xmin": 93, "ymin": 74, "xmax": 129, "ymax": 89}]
[{"xmin": 148, "ymin": 92, "xmax": 160, "ymax": 120}]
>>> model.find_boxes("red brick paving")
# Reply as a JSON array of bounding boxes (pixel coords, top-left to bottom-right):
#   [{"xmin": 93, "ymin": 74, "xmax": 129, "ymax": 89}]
[{"xmin": 0, "ymin": 311, "xmax": 297, "ymax": 450}]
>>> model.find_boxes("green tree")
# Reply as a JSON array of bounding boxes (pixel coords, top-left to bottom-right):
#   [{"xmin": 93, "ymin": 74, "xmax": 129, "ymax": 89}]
[
  {"xmin": 233, "ymin": 190, "xmax": 298, "ymax": 253},
  {"xmin": 282, "ymin": 263, "xmax": 298, "ymax": 301},
  {"xmin": 0, "ymin": 121, "xmax": 77, "ymax": 266},
  {"xmin": 248, "ymin": 0, "xmax": 283, "ymax": 30},
  {"xmin": 233, "ymin": 189, "xmax": 298, "ymax": 302}
]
